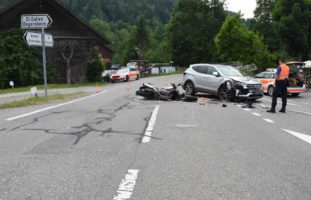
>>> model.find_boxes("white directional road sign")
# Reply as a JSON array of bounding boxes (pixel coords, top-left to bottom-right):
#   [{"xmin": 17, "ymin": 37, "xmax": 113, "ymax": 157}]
[
  {"xmin": 21, "ymin": 14, "xmax": 53, "ymax": 29},
  {"xmin": 24, "ymin": 31, "xmax": 54, "ymax": 47}
]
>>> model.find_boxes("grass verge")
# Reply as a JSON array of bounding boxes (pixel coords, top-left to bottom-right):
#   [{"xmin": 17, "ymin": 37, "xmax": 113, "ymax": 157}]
[
  {"xmin": 0, "ymin": 82, "xmax": 103, "ymax": 95},
  {"xmin": 0, "ymin": 92, "xmax": 88, "ymax": 109}
]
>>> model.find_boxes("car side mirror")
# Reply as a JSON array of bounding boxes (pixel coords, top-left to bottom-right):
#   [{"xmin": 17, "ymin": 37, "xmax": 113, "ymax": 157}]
[
  {"xmin": 212, "ymin": 71, "xmax": 221, "ymax": 77},
  {"xmin": 177, "ymin": 83, "xmax": 182, "ymax": 86}
]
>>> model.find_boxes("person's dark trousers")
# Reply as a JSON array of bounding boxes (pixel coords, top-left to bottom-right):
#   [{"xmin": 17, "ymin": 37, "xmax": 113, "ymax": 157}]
[{"xmin": 271, "ymin": 80, "xmax": 288, "ymax": 111}]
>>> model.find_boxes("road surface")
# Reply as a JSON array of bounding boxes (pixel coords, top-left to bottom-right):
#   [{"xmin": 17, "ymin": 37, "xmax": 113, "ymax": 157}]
[{"xmin": 0, "ymin": 75, "xmax": 311, "ymax": 200}]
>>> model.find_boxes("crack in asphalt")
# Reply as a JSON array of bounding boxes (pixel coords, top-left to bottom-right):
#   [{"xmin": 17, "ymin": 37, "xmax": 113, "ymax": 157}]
[{"xmin": 10, "ymin": 98, "xmax": 162, "ymax": 146}]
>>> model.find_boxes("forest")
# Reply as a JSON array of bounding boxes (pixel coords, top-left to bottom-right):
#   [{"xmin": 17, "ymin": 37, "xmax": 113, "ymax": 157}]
[{"xmin": 1, "ymin": 0, "xmax": 311, "ymax": 86}]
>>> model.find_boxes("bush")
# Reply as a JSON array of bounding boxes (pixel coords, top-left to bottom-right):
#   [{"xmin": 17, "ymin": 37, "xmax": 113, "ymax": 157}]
[
  {"xmin": 86, "ymin": 47, "xmax": 105, "ymax": 82},
  {"xmin": 0, "ymin": 28, "xmax": 42, "ymax": 89}
]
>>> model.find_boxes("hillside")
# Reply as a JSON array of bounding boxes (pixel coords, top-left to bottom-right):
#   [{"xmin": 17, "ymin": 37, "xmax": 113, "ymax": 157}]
[{"xmin": 0, "ymin": 0, "xmax": 176, "ymax": 29}]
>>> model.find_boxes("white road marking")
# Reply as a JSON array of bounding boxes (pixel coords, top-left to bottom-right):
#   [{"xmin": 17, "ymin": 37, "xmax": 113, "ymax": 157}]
[
  {"xmin": 113, "ymin": 169, "xmax": 139, "ymax": 200},
  {"xmin": 236, "ymin": 105, "xmax": 242, "ymax": 108},
  {"xmin": 244, "ymin": 108, "xmax": 251, "ymax": 112},
  {"xmin": 175, "ymin": 124, "xmax": 197, "ymax": 128},
  {"xmin": 6, "ymin": 91, "xmax": 108, "ymax": 121},
  {"xmin": 302, "ymin": 102, "xmax": 310, "ymax": 105},
  {"xmin": 283, "ymin": 129, "xmax": 311, "ymax": 145},
  {"xmin": 287, "ymin": 102, "xmax": 297, "ymax": 106},
  {"xmin": 263, "ymin": 119, "xmax": 274, "ymax": 123},
  {"xmin": 289, "ymin": 110, "xmax": 311, "ymax": 116},
  {"xmin": 252, "ymin": 112, "xmax": 261, "ymax": 117},
  {"xmin": 142, "ymin": 105, "xmax": 160, "ymax": 143}
]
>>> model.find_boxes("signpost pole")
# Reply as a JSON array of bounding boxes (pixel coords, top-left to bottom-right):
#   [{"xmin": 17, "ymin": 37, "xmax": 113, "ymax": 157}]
[{"xmin": 41, "ymin": 28, "xmax": 48, "ymax": 97}]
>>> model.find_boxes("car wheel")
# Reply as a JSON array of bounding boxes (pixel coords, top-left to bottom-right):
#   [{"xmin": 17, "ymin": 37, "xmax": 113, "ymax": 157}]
[
  {"xmin": 219, "ymin": 85, "xmax": 229, "ymax": 101},
  {"xmin": 185, "ymin": 81, "xmax": 195, "ymax": 96},
  {"xmin": 292, "ymin": 93, "xmax": 300, "ymax": 97},
  {"xmin": 268, "ymin": 86, "xmax": 274, "ymax": 96},
  {"xmin": 136, "ymin": 75, "xmax": 140, "ymax": 80},
  {"xmin": 112, "ymin": 80, "xmax": 115, "ymax": 83},
  {"xmin": 125, "ymin": 75, "xmax": 129, "ymax": 82}
]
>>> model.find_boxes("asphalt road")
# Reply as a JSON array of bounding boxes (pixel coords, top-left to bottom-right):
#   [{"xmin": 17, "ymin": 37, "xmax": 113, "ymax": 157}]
[{"xmin": 0, "ymin": 75, "xmax": 311, "ymax": 200}]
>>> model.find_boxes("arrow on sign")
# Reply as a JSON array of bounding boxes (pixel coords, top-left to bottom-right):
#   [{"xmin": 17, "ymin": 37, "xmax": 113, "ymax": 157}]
[
  {"xmin": 21, "ymin": 14, "xmax": 53, "ymax": 29},
  {"xmin": 24, "ymin": 31, "xmax": 54, "ymax": 47}
]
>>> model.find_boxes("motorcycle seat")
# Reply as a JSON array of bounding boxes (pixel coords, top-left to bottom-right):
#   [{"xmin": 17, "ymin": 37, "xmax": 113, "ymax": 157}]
[{"xmin": 143, "ymin": 83, "xmax": 154, "ymax": 88}]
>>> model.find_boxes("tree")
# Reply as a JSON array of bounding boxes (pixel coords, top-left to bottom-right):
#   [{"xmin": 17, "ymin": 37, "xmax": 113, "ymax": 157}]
[
  {"xmin": 215, "ymin": 15, "xmax": 274, "ymax": 69},
  {"xmin": 86, "ymin": 47, "xmax": 105, "ymax": 82},
  {"xmin": 81, "ymin": 0, "xmax": 104, "ymax": 20},
  {"xmin": 131, "ymin": 16, "xmax": 150, "ymax": 60},
  {"xmin": 273, "ymin": 0, "xmax": 311, "ymax": 60},
  {"xmin": 167, "ymin": 0, "xmax": 227, "ymax": 66},
  {"xmin": 114, "ymin": 17, "xmax": 151, "ymax": 65},
  {"xmin": 0, "ymin": 28, "xmax": 42, "ymax": 89},
  {"xmin": 145, "ymin": 24, "xmax": 172, "ymax": 62},
  {"xmin": 252, "ymin": 0, "xmax": 280, "ymax": 51},
  {"xmin": 89, "ymin": 16, "xmax": 114, "ymax": 40}
]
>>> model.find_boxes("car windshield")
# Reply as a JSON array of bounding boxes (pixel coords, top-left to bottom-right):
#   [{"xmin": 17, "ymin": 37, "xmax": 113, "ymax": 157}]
[
  {"xmin": 218, "ymin": 66, "xmax": 243, "ymax": 77},
  {"xmin": 117, "ymin": 68, "xmax": 129, "ymax": 73}
]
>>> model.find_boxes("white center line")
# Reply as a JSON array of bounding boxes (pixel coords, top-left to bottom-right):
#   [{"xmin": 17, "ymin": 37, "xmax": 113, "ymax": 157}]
[
  {"xmin": 252, "ymin": 112, "xmax": 261, "ymax": 117},
  {"xmin": 282, "ymin": 129, "xmax": 311, "ymax": 145},
  {"xmin": 142, "ymin": 104, "xmax": 160, "ymax": 143},
  {"xmin": 263, "ymin": 119, "xmax": 275, "ymax": 123},
  {"xmin": 6, "ymin": 91, "xmax": 108, "ymax": 121},
  {"xmin": 113, "ymin": 169, "xmax": 139, "ymax": 200},
  {"xmin": 289, "ymin": 110, "xmax": 311, "ymax": 116}
]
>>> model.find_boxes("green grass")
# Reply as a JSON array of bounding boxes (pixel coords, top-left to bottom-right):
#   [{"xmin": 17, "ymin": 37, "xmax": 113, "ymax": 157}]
[
  {"xmin": 0, "ymin": 92, "xmax": 88, "ymax": 109},
  {"xmin": 0, "ymin": 82, "xmax": 103, "ymax": 95}
]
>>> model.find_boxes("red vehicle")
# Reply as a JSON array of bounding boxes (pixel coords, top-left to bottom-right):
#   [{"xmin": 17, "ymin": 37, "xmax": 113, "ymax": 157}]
[{"xmin": 110, "ymin": 67, "xmax": 140, "ymax": 83}]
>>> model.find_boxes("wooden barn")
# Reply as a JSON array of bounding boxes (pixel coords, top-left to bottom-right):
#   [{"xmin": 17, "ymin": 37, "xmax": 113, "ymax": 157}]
[{"xmin": 0, "ymin": 0, "xmax": 113, "ymax": 83}]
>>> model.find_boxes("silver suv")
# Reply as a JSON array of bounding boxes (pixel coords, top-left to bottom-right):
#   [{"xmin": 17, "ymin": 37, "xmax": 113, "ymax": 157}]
[{"xmin": 182, "ymin": 64, "xmax": 263, "ymax": 100}]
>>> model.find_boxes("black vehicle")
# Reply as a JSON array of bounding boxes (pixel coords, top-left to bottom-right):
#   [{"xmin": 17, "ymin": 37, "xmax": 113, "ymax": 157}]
[{"xmin": 136, "ymin": 82, "xmax": 197, "ymax": 102}]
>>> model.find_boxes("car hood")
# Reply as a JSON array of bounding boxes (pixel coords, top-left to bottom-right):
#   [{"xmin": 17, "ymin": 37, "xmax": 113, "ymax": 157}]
[
  {"xmin": 228, "ymin": 76, "xmax": 261, "ymax": 84},
  {"xmin": 102, "ymin": 69, "xmax": 118, "ymax": 75}
]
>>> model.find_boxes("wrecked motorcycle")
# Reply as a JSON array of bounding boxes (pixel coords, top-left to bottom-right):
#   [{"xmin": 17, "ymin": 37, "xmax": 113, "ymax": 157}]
[{"xmin": 136, "ymin": 82, "xmax": 198, "ymax": 102}]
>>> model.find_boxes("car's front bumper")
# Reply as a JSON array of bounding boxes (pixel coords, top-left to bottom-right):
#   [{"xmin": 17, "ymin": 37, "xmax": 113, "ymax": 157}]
[
  {"xmin": 236, "ymin": 92, "xmax": 264, "ymax": 100},
  {"xmin": 235, "ymin": 85, "xmax": 264, "ymax": 100},
  {"xmin": 110, "ymin": 75, "xmax": 125, "ymax": 81}
]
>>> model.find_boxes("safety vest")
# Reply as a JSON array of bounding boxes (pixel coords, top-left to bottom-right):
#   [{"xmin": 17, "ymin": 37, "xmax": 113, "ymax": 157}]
[{"xmin": 278, "ymin": 64, "xmax": 289, "ymax": 80}]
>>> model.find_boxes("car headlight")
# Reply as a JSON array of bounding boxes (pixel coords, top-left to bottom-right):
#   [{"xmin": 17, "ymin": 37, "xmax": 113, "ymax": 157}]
[{"xmin": 233, "ymin": 80, "xmax": 247, "ymax": 88}]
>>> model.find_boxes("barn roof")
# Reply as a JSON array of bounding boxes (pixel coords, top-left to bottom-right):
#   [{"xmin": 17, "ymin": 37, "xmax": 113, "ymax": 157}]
[{"xmin": 0, "ymin": 0, "xmax": 113, "ymax": 53}]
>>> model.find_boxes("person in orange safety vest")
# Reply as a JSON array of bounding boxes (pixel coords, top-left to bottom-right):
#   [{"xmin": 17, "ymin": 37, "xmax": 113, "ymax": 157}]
[{"xmin": 267, "ymin": 59, "xmax": 290, "ymax": 113}]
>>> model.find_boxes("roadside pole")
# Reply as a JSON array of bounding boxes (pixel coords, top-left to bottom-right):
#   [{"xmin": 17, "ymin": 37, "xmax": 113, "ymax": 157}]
[
  {"xmin": 41, "ymin": 28, "xmax": 48, "ymax": 97},
  {"xmin": 21, "ymin": 14, "xmax": 53, "ymax": 97}
]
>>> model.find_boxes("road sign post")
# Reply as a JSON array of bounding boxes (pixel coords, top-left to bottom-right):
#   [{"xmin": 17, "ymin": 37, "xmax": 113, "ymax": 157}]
[
  {"xmin": 21, "ymin": 14, "xmax": 53, "ymax": 29},
  {"xmin": 24, "ymin": 31, "xmax": 54, "ymax": 47},
  {"xmin": 41, "ymin": 28, "xmax": 48, "ymax": 97},
  {"xmin": 22, "ymin": 14, "xmax": 53, "ymax": 97}
]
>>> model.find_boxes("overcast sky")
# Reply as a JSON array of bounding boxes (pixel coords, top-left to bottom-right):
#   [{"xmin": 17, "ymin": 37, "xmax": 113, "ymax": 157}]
[{"xmin": 226, "ymin": 0, "xmax": 257, "ymax": 19}]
